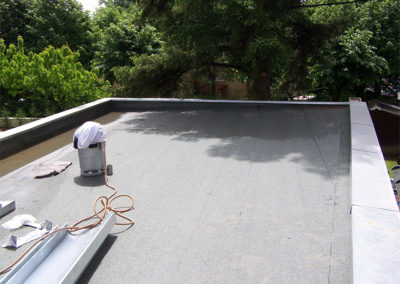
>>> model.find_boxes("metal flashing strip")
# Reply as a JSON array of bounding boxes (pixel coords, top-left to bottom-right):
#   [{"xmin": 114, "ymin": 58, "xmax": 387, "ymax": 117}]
[
  {"xmin": 351, "ymin": 150, "xmax": 398, "ymax": 211},
  {"xmin": 110, "ymin": 97, "xmax": 350, "ymax": 106},
  {"xmin": 110, "ymin": 97, "xmax": 349, "ymax": 111},
  {"xmin": 0, "ymin": 98, "xmax": 111, "ymax": 141},
  {"xmin": 350, "ymin": 100, "xmax": 375, "ymax": 126},
  {"xmin": 0, "ymin": 201, "xmax": 15, "ymax": 219},
  {"xmin": 352, "ymin": 206, "xmax": 400, "ymax": 283},
  {"xmin": 0, "ymin": 212, "xmax": 115, "ymax": 284},
  {"xmin": 349, "ymin": 101, "xmax": 400, "ymax": 283},
  {"xmin": 0, "ymin": 98, "xmax": 112, "ymax": 159},
  {"xmin": 350, "ymin": 123, "xmax": 383, "ymax": 154}
]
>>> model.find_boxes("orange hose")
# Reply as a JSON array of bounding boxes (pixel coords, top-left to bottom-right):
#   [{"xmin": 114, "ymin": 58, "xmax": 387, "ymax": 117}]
[{"xmin": 0, "ymin": 141, "xmax": 134, "ymax": 275}]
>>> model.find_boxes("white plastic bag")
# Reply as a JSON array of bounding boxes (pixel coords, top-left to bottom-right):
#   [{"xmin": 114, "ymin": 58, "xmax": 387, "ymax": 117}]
[{"xmin": 2, "ymin": 214, "xmax": 41, "ymax": 230}]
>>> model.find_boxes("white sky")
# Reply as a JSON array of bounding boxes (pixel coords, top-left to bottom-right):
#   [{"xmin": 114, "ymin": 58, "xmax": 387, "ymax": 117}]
[{"xmin": 76, "ymin": 0, "xmax": 101, "ymax": 13}]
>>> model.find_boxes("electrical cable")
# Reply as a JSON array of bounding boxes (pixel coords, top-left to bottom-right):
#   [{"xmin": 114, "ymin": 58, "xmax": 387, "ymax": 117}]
[{"xmin": 0, "ymin": 141, "xmax": 134, "ymax": 275}]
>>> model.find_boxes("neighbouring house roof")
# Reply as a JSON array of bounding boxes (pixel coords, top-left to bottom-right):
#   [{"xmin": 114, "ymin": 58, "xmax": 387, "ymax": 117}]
[
  {"xmin": 0, "ymin": 99, "xmax": 399, "ymax": 283},
  {"xmin": 370, "ymin": 99, "xmax": 400, "ymax": 117}
]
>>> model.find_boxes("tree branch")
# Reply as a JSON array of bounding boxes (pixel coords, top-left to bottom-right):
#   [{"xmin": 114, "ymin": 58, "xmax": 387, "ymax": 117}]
[{"xmin": 292, "ymin": 0, "xmax": 369, "ymax": 9}]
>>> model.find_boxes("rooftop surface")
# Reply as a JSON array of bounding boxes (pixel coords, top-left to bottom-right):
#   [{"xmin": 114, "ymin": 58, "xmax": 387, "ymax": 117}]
[{"xmin": 0, "ymin": 99, "xmax": 398, "ymax": 283}]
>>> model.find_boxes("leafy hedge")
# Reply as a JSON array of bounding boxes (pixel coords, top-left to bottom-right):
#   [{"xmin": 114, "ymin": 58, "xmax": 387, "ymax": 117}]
[
  {"xmin": 113, "ymin": 46, "xmax": 193, "ymax": 98},
  {"xmin": 0, "ymin": 37, "xmax": 111, "ymax": 117}
]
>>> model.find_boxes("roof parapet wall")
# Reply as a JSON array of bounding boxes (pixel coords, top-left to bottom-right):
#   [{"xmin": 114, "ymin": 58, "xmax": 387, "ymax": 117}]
[
  {"xmin": 0, "ymin": 98, "xmax": 112, "ymax": 159},
  {"xmin": 350, "ymin": 101, "xmax": 400, "ymax": 283}
]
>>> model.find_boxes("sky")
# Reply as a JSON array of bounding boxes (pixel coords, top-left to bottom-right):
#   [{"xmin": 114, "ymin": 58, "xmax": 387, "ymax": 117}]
[{"xmin": 76, "ymin": 0, "xmax": 101, "ymax": 13}]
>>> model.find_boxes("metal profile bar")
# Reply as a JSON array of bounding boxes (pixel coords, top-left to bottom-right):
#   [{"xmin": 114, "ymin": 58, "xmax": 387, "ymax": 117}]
[
  {"xmin": 0, "ymin": 201, "xmax": 15, "ymax": 219},
  {"xmin": 349, "ymin": 101, "xmax": 400, "ymax": 283},
  {"xmin": 1, "ymin": 212, "xmax": 115, "ymax": 284},
  {"xmin": 0, "ymin": 226, "xmax": 69, "ymax": 283}
]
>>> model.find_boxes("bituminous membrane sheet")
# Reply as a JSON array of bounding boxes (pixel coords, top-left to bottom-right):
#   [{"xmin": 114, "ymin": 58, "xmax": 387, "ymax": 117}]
[{"xmin": 0, "ymin": 105, "xmax": 351, "ymax": 283}]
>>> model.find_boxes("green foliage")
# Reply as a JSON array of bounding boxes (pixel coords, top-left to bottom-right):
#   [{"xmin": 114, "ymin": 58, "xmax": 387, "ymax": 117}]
[
  {"xmin": 135, "ymin": 0, "xmax": 399, "ymax": 101},
  {"xmin": 307, "ymin": 0, "xmax": 399, "ymax": 101},
  {"xmin": 357, "ymin": 0, "xmax": 400, "ymax": 75},
  {"xmin": 309, "ymin": 28, "xmax": 388, "ymax": 100},
  {"xmin": 113, "ymin": 46, "xmax": 192, "ymax": 97},
  {"xmin": 0, "ymin": 109, "xmax": 10, "ymax": 128},
  {"xmin": 137, "ymin": 0, "xmax": 337, "ymax": 99},
  {"xmin": 15, "ymin": 108, "xmax": 26, "ymax": 125},
  {"xmin": 386, "ymin": 159, "xmax": 398, "ymax": 179},
  {"xmin": 91, "ymin": 3, "xmax": 161, "ymax": 82},
  {"xmin": 1, "ymin": 0, "xmax": 398, "ymax": 103},
  {"xmin": 0, "ymin": 0, "xmax": 31, "ymax": 45},
  {"xmin": 0, "ymin": 37, "xmax": 110, "ymax": 116},
  {"xmin": 0, "ymin": 0, "xmax": 93, "ymax": 67}
]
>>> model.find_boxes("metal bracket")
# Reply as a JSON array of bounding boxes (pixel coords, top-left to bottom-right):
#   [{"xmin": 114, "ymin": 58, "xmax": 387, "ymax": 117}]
[{"xmin": 0, "ymin": 201, "xmax": 15, "ymax": 219}]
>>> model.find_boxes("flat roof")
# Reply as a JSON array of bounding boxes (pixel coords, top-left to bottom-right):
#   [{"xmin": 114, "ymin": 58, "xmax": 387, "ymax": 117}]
[{"xmin": 0, "ymin": 99, "xmax": 399, "ymax": 283}]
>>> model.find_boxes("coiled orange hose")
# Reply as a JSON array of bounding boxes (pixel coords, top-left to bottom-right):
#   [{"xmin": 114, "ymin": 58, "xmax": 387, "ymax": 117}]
[{"xmin": 0, "ymin": 141, "xmax": 134, "ymax": 275}]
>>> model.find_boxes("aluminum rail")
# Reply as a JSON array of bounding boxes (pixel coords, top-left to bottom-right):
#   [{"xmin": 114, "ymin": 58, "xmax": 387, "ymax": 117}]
[
  {"xmin": 350, "ymin": 101, "xmax": 400, "ymax": 283},
  {"xmin": 0, "ymin": 201, "xmax": 15, "ymax": 219},
  {"xmin": 0, "ymin": 212, "xmax": 115, "ymax": 284}
]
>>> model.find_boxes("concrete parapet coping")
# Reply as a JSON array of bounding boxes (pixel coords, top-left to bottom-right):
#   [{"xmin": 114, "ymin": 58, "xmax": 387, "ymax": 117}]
[
  {"xmin": 0, "ymin": 98, "xmax": 111, "ymax": 159},
  {"xmin": 108, "ymin": 97, "xmax": 350, "ymax": 105},
  {"xmin": 0, "ymin": 98, "xmax": 111, "ymax": 141},
  {"xmin": 110, "ymin": 97, "xmax": 349, "ymax": 110},
  {"xmin": 349, "ymin": 101, "xmax": 400, "ymax": 283}
]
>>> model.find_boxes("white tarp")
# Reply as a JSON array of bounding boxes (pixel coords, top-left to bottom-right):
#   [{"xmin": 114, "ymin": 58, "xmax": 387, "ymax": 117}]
[
  {"xmin": 2, "ymin": 220, "xmax": 53, "ymax": 248},
  {"xmin": 73, "ymin": 121, "xmax": 106, "ymax": 149}
]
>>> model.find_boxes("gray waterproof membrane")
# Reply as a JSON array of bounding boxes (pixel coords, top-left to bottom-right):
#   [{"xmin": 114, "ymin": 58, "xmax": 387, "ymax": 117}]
[{"xmin": 0, "ymin": 103, "xmax": 353, "ymax": 283}]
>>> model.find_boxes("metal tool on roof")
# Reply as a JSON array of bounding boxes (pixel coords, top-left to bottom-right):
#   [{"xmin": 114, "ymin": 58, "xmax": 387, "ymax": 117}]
[
  {"xmin": 0, "ymin": 201, "xmax": 15, "ymax": 219},
  {"xmin": 0, "ymin": 122, "xmax": 134, "ymax": 282},
  {"xmin": 73, "ymin": 121, "xmax": 113, "ymax": 176},
  {"xmin": 0, "ymin": 213, "xmax": 115, "ymax": 284}
]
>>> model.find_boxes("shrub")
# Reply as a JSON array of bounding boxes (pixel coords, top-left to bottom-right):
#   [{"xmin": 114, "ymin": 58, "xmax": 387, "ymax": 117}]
[{"xmin": 0, "ymin": 37, "xmax": 111, "ymax": 116}]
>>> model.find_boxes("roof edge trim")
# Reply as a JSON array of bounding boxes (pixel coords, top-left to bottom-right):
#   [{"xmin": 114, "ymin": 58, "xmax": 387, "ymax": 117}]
[{"xmin": 350, "ymin": 101, "xmax": 400, "ymax": 283}]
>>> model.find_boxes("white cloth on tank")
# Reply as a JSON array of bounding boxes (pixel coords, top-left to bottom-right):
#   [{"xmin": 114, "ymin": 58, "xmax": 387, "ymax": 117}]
[{"xmin": 73, "ymin": 121, "xmax": 106, "ymax": 149}]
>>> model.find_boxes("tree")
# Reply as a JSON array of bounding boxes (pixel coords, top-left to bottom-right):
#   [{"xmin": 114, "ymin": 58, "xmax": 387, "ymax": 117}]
[
  {"xmin": 100, "ymin": 0, "xmax": 132, "ymax": 8},
  {"xmin": 0, "ymin": 0, "xmax": 93, "ymax": 67},
  {"xmin": 91, "ymin": 2, "xmax": 161, "ymax": 82},
  {"xmin": 113, "ymin": 46, "xmax": 193, "ymax": 97},
  {"xmin": 357, "ymin": 0, "xmax": 400, "ymax": 76},
  {"xmin": 0, "ymin": 0, "xmax": 32, "ymax": 45},
  {"xmin": 30, "ymin": 0, "xmax": 93, "ymax": 67},
  {"xmin": 307, "ymin": 0, "xmax": 399, "ymax": 100},
  {"xmin": 0, "ymin": 37, "xmax": 110, "ymax": 116},
  {"xmin": 309, "ymin": 28, "xmax": 388, "ymax": 100},
  {"xmin": 135, "ymin": 0, "xmax": 353, "ymax": 100}
]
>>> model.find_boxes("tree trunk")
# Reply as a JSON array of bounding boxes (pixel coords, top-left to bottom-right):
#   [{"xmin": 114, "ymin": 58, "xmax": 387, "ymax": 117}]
[
  {"xmin": 207, "ymin": 72, "xmax": 216, "ymax": 98},
  {"xmin": 330, "ymin": 88, "xmax": 340, "ymax": 101},
  {"xmin": 374, "ymin": 79, "xmax": 381, "ymax": 98},
  {"xmin": 253, "ymin": 57, "xmax": 271, "ymax": 100}
]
